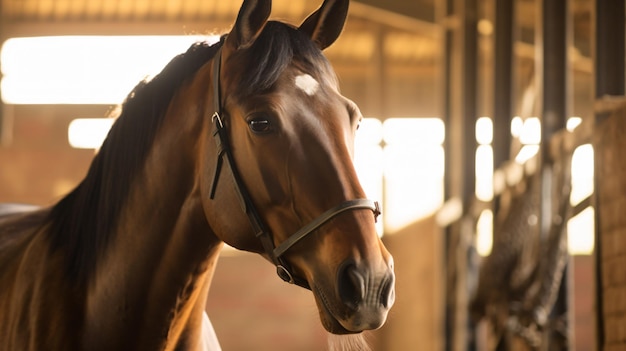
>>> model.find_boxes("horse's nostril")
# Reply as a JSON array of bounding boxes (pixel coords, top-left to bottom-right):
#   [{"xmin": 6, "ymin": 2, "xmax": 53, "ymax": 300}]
[
  {"xmin": 380, "ymin": 275, "xmax": 395, "ymax": 308},
  {"xmin": 337, "ymin": 263, "xmax": 365, "ymax": 310}
]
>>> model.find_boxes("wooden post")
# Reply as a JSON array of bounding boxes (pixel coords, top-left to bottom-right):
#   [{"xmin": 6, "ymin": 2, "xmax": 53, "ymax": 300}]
[
  {"xmin": 593, "ymin": 0, "xmax": 625, "ymax": 349},
  {"xmin": 537, "ymin": 0, "xmax": 570, "ymax": 349},
  {"xmin": 440, "ymin": 0, "xmax": 478, "ymax": 349},
  {"xmin": 492, "ymin": 0, "xmax": 514, "ymax": 170},
  {"xmin": 0, "ymin": 2, "xmax": 4, "ymax": 145},
  {"xmin": 594, "ymin": 0, "xmax": 625, "ymax": 105}
]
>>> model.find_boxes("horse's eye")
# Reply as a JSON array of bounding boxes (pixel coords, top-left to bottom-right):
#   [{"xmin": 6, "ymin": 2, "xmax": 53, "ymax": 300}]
[{"xmin": 248, "ymin": 118, "xmax": 272, "ymax": 134}]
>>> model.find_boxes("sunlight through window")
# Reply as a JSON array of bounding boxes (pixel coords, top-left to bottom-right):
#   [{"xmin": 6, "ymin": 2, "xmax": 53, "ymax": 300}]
[
  {"xmin": 354, "ymin": 119, "xmax": 384, "ymax": 236},
  {"xmin": 567, "ymin": 116, "xmax": 583, "ymax": 132},
  {"xmin": 567, "ymin": 207, "xmax": 595, "ymax": 255},
  {"xmin": 1, "ymin": 35, "xmax": 218, "ymax": 104},
  {"xmin": 570, "ymin": 144, "xmax": 594, "ymax": 205},
  {"xmin": 68, "ymin": 118, "xmax": 115, "ymax": 149},
  {"xmin": 475, "ymin": 117, "xmax": 493, "ymax": 145},
  {"xmin": 519, "ymin": 117, "xmax": 541, "ymax": 145},
  {"xmin": 515, "ymin": 145, "xmax": 540, "ymax": 164},
  {"xmin": 476, "ymin": 209, "xmax": 493, "ymax": 256},
  {"xmin": 476, "ymin": 145, "xmax": 494, "ymax": 201},
  {"xmin": 354, "ymin": 118, "xmax": 445, "ymax": 234},
  {"xmin": 512, "ymin": 117, "xmax": 541, "ymax": 163},
  {"xmin": 475, "ymin": 117, "xmax": 494, "ymax": 201},
  {"xmin": 511, "ymin": 116, "xmax": 523, "ymax": 138},
  {"xmin": 568, "ymin": 144, "xmax": 595, "ymax": 255}
]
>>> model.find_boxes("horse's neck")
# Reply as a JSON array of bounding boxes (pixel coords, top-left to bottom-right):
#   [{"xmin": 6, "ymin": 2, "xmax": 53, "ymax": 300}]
[{"xmin": 84, "ymin": 118, "xmax": 223, "ymax": 350}]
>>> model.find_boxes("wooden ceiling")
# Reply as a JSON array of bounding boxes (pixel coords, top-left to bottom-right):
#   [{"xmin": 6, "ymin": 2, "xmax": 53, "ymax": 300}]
[
  {"xmin": 0, "ymin": 0, "xmax": 316, "ymax": 23},
  {"xmin": 0, "ymin": 0, "xmax": 440, "ymax": 66},
  {"xmin": 0, "ymin": 0, "xmax": 592, "ymax": 67},
  {"xmin": 0, "ymin": 0, "xmax": 436, "ymax": 23}
]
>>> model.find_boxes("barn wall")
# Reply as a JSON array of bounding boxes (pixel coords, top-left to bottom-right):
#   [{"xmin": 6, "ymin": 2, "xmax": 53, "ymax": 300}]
[
  {"xmin": 0, "ymin": 105, "xmax": 103, "ymax": 205},
  {"xmin": 371, "ymin": 215, "xmax": 444, "ymax": 351},
  {"xmin": 206, "ymin": 253, "xmax": 328, "ymax": 351},
  {"xmin": 594, "ymin": 100, "xmax": 626, "ymax": 351}
]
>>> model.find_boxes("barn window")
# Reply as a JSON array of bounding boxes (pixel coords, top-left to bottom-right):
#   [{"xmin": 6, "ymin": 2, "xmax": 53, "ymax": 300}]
[
  {"xmin": 474, "ymin": 117, "xmax": 595, "ymax": 256},
  {"xmin": 354, "ymin": 117, "xmax": 445, "ymax": 234},
  {"xmin": 1, "ymin": 35, "xmax": 218, "ymax": 104},
  {"xmin": 568, "ymin": 144, "xmax": 595, "ymax": 255}
]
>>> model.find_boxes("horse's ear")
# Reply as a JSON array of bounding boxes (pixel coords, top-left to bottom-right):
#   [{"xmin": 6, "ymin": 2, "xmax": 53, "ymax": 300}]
[
  {"xmin": 298, "ymin": 0, "xmax": 349, "ymax": 50},
  {"xmin": 226, "ymin": 0, "xmax": 272, "ymax": 50}
]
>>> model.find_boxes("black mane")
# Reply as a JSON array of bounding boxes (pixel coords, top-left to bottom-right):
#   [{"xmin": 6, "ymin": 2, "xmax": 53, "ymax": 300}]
[
  {"xmin": 46, "ymin": 22, "xmax": 331, "ymax": 284},
  {"xmin": 47, "ymin": 38, "xmax": 224, "ymax": 282}
]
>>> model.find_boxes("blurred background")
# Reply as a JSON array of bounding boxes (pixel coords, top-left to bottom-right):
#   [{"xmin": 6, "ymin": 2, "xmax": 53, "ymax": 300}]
[{"xmin": 1, "ymin": 0, "xmax": 623, "ymax": 350}]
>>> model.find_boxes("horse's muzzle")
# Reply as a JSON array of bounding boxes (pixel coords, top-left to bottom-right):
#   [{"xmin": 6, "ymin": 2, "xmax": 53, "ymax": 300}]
[{"xmin": 333, "ymin": 258, "xmax": 395, "ymax": 332}]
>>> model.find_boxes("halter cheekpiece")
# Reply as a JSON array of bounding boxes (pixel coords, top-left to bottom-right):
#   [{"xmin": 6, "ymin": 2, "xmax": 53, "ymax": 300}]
[{"xmin": 208, "ymin": 46, "xmax": 381, "ymax": 290}]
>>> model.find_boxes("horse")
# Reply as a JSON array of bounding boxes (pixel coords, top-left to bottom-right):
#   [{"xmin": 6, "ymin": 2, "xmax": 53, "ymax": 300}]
[{"xmin": 0, "ymin": 0, "xmax": 395, "ymax": 350}]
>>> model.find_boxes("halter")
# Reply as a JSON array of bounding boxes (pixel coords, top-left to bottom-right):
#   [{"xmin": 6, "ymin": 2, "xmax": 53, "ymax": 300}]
[{"xmin": 208, "ymin": 47, "xmax": 381, "ymax": 289}]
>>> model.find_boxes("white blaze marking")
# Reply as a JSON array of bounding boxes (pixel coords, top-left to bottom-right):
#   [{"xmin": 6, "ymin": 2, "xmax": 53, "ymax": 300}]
[{"xmin": 295, "ymin": 74, "xmax": 319, "ymax": 96}]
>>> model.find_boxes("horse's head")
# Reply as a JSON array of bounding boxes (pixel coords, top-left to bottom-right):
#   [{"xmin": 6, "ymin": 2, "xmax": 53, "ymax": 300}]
[{"xmin": 201, "ymin": 0, "xmax": 394, "ymax": 334}]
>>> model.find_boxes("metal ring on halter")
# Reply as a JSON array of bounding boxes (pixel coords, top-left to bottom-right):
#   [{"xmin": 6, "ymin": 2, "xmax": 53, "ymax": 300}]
[{"xmin": 276, "ymin": 265, "xmax": 295, "ymax": 284}]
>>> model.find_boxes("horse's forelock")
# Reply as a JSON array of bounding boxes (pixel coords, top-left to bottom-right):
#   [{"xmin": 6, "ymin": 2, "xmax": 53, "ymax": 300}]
[{"xmin": 231, "ymin": 21, "xmax": 331, "ymax": 98}]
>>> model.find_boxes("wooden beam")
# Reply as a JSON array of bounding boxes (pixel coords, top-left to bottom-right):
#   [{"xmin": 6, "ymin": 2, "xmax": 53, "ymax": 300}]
[
  {"xmin": 593, "ymin": 0, "xmax": 625, "ymax": 348},
  {"xmin": 492, "ymin": 0, "xmax": 514, "ymax": 169},
  {"xmin": 0, "ymin": 20, "xmax": 234, "ymax": 37},
  {"xmin": 537, "ymin": 0, "xmax": 571, "ymax": 349},
  {"xmin": 595, "ymin": 0, "xmax": 625, "ymax": 105}
]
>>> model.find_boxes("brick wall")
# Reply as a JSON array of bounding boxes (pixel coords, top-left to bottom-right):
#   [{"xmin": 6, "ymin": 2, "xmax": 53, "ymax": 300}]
[{"xmin": 594, "ymin": 102, "xmax": 626, "ymax": 350}]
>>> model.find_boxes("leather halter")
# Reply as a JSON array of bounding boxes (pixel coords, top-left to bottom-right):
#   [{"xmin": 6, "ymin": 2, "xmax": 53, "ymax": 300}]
[{"xmin": 208, "ymin": 47, "xmax": 381, "ymax": 289}]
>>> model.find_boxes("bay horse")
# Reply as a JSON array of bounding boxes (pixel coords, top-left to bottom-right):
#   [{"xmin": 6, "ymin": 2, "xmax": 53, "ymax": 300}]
[{"xmin": 0, "ymin": 0, "xmax": 395, "ymax": 350}]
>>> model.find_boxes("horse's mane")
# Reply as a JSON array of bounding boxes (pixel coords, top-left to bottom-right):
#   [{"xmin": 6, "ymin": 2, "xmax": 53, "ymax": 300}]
[
  {"xmin": 47, "ymin": 38, "xmax": 224, "ymax": 282},
  {"xmin": 46, "ymin": 22, "xmax": 331, "ymax": 284}
]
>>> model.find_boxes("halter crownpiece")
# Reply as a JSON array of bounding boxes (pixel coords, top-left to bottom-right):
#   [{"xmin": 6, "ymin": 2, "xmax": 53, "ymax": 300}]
[{"xmin": 208, "ymin": 46, "xmax": 381, "ymax": 289}]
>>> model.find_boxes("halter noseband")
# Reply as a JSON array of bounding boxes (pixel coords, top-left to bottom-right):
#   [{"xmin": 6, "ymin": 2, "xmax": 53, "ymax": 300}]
[{"xmin": 208, "ymin": 47, "xmax": 381, "ymax": 290}]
